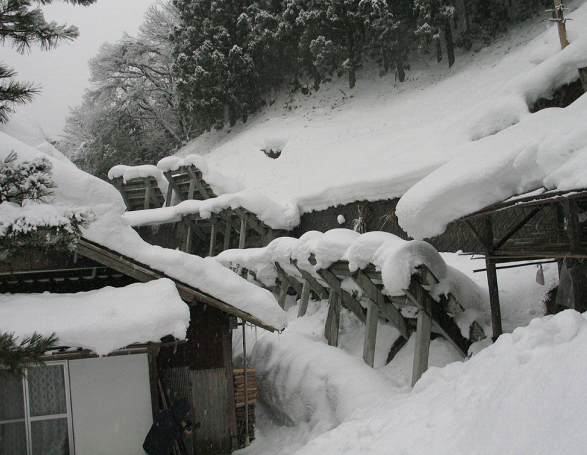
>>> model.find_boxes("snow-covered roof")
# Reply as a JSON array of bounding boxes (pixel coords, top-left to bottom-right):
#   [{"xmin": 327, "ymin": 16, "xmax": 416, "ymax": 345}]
[
  {"xmin": 0, "ymin": 279, "xmax": 189, "ymax": 356},
  {"xmin": 0, "ymin": 131, "xmax": 288, "ymax": 332},
  {"xmin": 176, "ymin": 1, "xmax": 587, "ymax": 240}
]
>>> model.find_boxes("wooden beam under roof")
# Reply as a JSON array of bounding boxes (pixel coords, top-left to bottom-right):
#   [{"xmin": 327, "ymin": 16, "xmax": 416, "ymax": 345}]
[{"xmin": 75, "ymin": 238, "xmax": 281, "ymax": 332}]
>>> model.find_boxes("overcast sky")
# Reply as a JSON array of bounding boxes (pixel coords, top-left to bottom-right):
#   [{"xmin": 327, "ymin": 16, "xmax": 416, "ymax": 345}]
[{"xmin": 1, "ymin": 0, "xmax": 156, "ymax": 139}]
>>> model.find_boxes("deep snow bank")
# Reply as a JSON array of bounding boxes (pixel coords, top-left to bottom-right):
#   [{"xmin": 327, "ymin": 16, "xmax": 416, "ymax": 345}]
[{"xmin": 285, "ymin": 309, "xmax": 587, "ymax": 455}]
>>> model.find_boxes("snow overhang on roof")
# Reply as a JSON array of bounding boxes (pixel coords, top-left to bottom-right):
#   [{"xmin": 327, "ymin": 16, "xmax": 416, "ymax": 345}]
[{"xmin": 0, "ymin": 278, "xmax": 190, "ymax": 356}]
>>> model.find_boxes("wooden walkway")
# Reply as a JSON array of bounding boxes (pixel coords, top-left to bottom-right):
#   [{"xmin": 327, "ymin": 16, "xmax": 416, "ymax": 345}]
[{"xmin": 241, "ymin": 257, "xmax": 485, "ymax": 386}]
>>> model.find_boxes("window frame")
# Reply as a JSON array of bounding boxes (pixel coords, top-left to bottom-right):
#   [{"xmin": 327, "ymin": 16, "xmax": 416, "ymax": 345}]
[{"xmin": 0, "ymin": 360, "xmax": 75, "ymax": 455}]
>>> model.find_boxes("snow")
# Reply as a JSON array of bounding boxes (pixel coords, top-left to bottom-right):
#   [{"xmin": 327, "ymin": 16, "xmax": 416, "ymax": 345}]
[
  {"xmin": 124, "ymin": 190, "xmax": 300, "ymax": 230},
  {"xmin": 0, "ymin": 130, "xmax": 288, "ymax": 331},
  {"xmin": 0, "ymin": 279, "xmax": 189, "ymax": 356},
  {"xmin": 175, "ymin": 0, "xmax": 587, "ymax": 241}
]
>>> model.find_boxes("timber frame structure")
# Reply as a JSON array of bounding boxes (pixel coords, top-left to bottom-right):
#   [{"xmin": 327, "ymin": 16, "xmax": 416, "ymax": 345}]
[
  {"xmin": 237, "ymin": 255, "xmax": 485, "ymax": 386},
  {"xmin": 434, "ymin": 188, "xmax": 587, "ymax": 339},
  {"xmin": 112, "ymin": 163, "xmax": 277, "ymax": 257}
]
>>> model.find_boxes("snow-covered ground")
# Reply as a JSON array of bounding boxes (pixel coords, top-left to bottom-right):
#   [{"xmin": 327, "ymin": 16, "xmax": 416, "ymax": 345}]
[{"xmin": 232, "ymin": 258, "xmax": 577, "ymax": 455}]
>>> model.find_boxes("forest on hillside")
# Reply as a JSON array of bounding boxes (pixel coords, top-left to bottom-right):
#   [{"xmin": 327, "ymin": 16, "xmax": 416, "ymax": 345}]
[{"xmin": 59, "ymin": 0, "xmax": 550, "ymax": 178}]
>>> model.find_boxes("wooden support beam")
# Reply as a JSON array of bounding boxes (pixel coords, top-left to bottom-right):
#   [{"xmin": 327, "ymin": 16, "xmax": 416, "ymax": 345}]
[
  {"xmin": 143, "ymin": 177, "xmax": 162, "ymax": 209},
  {"xmin": 234, "ymin": 208, "xmax": 266, "ymax": 236},
  {"xmin": 183, "ymin": 216, "xmax": 208, "ymax": 242},
  {"xmin": 223, "ymin": 222, "xmax": 232, "ymax": 251},
  {"xmin": 411, "ymin": 308, "xmax": 432, "ymax": 387},
  {"xmin": 351, "ymin": 269, "xmax": 410, "ymax": 339},
  {"xmin": 562, "ymin": 199, "xmax": 587, "ymax": 312},
  {"xmin": 75, "ymin": 239, "xmax": 280, "ymax": 332},
  {"xmin": 298, "ymin": 280, "xmax": 311, "ymax": 317},
  {"xmin": 209, "ymin": 219, "xmax": 217, "ymax": 257},
  {"xmin": 185, "ymin": 166, "xmax": 213, "ymax": 199},
  {"xmin": 493, "ymin": 207, "xmax": 541, "ymax": 252},
  {"xmin": 163, "ymin": 171, "xmax": 186, "ymax": 203},
  {"xmin": 112, "ymin": 177, "xmax": 132, "ymax": 211},
  {"xmin": 277, "ymin": 279, "xmax": 289, "ymax": 309},
  {"xmin": 291, "ymin": 261, "xmax": 329, "ymax": 300},
  {"xmin": 363, "ymin": 300, "xmax": 379, "ymax": 367},
  {"xmin": 483, "ymin": 216, "xmax": 503, "ymax": 339},
  {"xmin": 325, "ymin": 290, "xmax": 341, "ymax": 346},
  {"xmin": 239, "ymin": 218, "xmax": 247, "ymax": 249},
  {"xmin": 275, "ymin": 262, "xmax": 303, "ymax": 296},
  {"xmin": 316, "ymin": 266, "xmax": 366, "ymax": 323},
  {"xmin": 404, "ymin": 277, "xmax": 469, "ymax": 357}
]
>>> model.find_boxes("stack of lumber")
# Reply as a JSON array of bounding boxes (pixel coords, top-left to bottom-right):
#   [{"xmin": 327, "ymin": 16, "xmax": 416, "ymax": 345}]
[{"xmin": 233, "ymin": 368, "xmax": 257, "ymax": 446}]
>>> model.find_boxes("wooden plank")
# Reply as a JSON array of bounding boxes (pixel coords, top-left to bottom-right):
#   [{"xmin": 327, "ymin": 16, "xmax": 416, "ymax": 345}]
[
  {"xmin": 234, "ymin": 208, "xmax": 266, "ymax": 236},
  {"xmin": 363, "ymin": 300, "xmax": 379, "ymax": 367},
  {"xmin": 111, "ymin": 177, "xmax": 132, "ymax": 211},
  {"xmin": 275, "ymin": 262, "xmax": 303, "ymax": 296},
  {"xmin": 291, "ymin": 261, "xmax": 329, "ymax": 300},
  {"xmin": 186, "ymin": 166, "xmax": 214, "ymax": 199},
  {"xmin": 277, "ymin": 279, "xmax": 288, "ymax": 309},
  {"xmin": 316, "ymin": 266, "xmax": 366, "ymax": 323},
  {"xmin": 164, "ymin": 170, "xmax": 187, "ymax": 203},
  {"xmin": 325, "ymin": 289, "xmax": 340, "ymax": 346},
  {"xmin": 411, "ymin": 308, "xmax": 432, "ymax": 386},
  {"xmin": 75, "ymin": 239, "xmax": 280, "ymax": 332},
  {"xmin": 239, "ymin": 218, "xmax": 246, "ymax": 249},
  {"xmin": 351, "ymin": 269, "xmax": 410, "ymax": 339},
  {"xmin": 209, "ymin": 219, "xmax": 218, "ymax": 257},
  {"xmin": 223, "ymin": 222, "xmax": 232, "ymax": 251},
  {"xmin": 404, "ymin": 277, "xmax": 469, "ymax": 357},
  {"xmin": 298, "ymin": 280, "xmax": 311, "ymax": 317}
]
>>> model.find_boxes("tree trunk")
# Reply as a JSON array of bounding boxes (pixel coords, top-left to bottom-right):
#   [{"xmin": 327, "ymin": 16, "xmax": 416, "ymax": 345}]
[
  {"xmin": 346, "ymin": 20, "xmax": 356, "ymax": 89},
  {"xmin": 395, "ymin": 43, "xmax": 405, "ymax": 82},
  {"xmin": 435, "ymin": 35, "xmax": 442, "ymax": 63},
  {"xmin": 444, "ymin": 20, "xmax": 455, "ymax": 68},
  {"xmin": 311, "ymin": 64, "xmax": 321, "ymax": 91},
  {"xmin": 382, "ymin": 46, "xmax": 389, "ymax": 75}
]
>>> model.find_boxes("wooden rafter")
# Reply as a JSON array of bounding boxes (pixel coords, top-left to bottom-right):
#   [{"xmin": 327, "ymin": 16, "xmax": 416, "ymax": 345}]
[{"xmin": 75, "ymin": 238, "xmax": 281, "ymax": 332}]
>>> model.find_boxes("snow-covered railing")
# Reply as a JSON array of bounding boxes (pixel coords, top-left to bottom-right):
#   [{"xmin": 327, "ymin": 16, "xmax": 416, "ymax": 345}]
[{"xmin": 216, "ymin": 229, "xmax": 488, "ymax": 386}]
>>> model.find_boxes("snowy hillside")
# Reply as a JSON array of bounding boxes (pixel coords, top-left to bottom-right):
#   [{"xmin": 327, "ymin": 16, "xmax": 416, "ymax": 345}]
[{"xmin": 178, "ymin": 0, "xmax": 587, "ymax": 241}]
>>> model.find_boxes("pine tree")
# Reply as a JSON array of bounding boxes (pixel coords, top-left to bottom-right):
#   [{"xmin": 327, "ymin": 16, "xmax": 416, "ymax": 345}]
[
  {"xmin": 0, "ymin": 332, "xmax": 59, "ymax": 378},
  {"xmin": 0, "ymin": 151, "xmax": 95, "ymax": 377},
  {"xmin": 0, "ymin": 0, "xmax": 97, "ymax": 123}
]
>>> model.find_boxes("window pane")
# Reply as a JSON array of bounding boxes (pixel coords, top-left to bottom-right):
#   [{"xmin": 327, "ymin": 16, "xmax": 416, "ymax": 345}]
[
  {"xmin": 27, "ymin": 365, "xmax": 66, "ymax": 417},
  {"xmin": 0, "ymin": 375, "xmax": 24, "ymax": 421},
  {"xmin": 0, "ymin": 421, "xmax": 27, "ymax": 455},
  {"xmin": 31, "ymin": 418, "xmax": 70, "ymax": 455}
]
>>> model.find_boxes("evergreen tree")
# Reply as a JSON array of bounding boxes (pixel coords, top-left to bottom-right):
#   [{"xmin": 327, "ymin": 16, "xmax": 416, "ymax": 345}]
[
  {"xmin": 0, "ymin": 0, "xmax": 96, "ymax": 123},
  {"xmin": 0, "ymin": 151, "xmax": 94, "ymax": 377},
  {"xmin": 0, "ymin": 332, "xmax": 59, "ymax": 378},
  {"xmin": 414, "ymin": 0, "xmax": 456, "ymax": 67}
]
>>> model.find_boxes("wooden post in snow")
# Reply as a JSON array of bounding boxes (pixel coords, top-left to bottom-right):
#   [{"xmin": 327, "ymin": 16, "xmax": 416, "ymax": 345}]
[
  {"xmin": 363, "ymin": 300, "xmax": 379, "ymax": 367},
  {"xmin": 241, "ymin": 319, "xmax": 250, "ymax": 447},
  {"xmin": 298, "ymin": 280, "xmax": 311, "ymax": 317}
]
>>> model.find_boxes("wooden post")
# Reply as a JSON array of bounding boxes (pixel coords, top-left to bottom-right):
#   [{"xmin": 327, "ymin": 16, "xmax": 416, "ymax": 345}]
[
  {"xmin": 239, "ymin": 219, "xmax": 247, "ymax": 249},
  {"xmin": 241, "ymin": 320, "xmax": 250, "ymax": 447},
  {"xmin": 209, "ymin": 219, "xmax": 217, "ymax": 257},
  {"xmin": 328, "ymin": 292, "xmax": 341, "ymax": 347},
  {"xmin": 298, "ymin": 280, "xmax": 311, "ymax": 317},
  {"xmin": 562, "ymin": 199, "xmax": 587, "ymax": 312},
  {"xmin": 483, "ymin": 216, "xmax": 503, "ymax": 339},
  {"xmin": 551, "ymin": 0, "xmax": 569, "ymax": 49},
  {"xmin": 411, "ymin": 309, "xmax": 432, "ymax": 387},
  {"xmin": 277, "ymin": 280, "xmax": 289, "ymax": 309},
  {"xmin": 223, "ymin": 222, "xmax": 232, "ymax": 251},
  {"xmin": 363, "ymin": 300, "xmax": 379, "ymax": 367}
]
